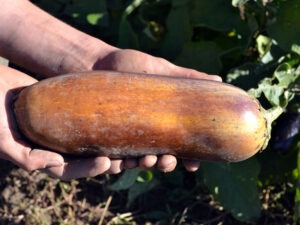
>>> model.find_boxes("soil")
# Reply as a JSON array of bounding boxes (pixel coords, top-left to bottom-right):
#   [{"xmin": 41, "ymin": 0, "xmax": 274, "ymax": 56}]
[{"xmin": 0, "ymin": 160, "xmax": 295, "ymax": 225}]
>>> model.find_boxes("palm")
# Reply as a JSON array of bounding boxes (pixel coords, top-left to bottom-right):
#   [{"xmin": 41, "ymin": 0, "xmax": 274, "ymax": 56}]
[{"xmin": 0, "ymin": 70, "xmax": 37, "ymax": 165}]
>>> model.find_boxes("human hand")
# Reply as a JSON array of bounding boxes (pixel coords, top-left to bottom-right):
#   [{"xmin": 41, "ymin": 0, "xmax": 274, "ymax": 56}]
[
  {"xmin": 0, "ymin": 0, "xmax": 221, "ymax": 173},
  {"xmin": 0, "ymin": 65, "xmax": 129, "ymax": 180},
  {"xmin": 93, "ymin": 49, "xmax": 222, "ymax": 172}
]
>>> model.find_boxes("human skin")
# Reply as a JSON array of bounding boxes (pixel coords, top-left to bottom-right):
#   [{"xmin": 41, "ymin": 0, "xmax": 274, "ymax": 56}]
[{"xmin": 0, "ymin": 0, "xmax": 221, "ymax": 180}]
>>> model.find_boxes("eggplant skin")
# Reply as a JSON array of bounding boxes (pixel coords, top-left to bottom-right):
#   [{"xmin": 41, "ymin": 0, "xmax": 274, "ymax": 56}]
[{"xmin": 14, "ymin": 71, "xmax": 267, "ymax": 162}]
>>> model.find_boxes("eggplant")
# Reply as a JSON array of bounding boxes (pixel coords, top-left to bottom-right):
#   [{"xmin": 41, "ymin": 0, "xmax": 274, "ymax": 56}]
[{"xmin": 13, "ymin": 71, "xmax": 268, "ymax": 162}]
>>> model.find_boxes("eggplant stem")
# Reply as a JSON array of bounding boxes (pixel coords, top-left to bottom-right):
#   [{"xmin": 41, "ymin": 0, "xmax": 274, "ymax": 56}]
[{"xmin": 261, "ymin": 106, "xmax": 284, "ymax": 150}]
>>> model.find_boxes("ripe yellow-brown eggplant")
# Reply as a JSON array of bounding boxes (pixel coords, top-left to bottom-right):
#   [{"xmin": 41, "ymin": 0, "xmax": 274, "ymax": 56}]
[{"xmin": 13, "ymin": 71, "xmax": 267, "ymax": 162}]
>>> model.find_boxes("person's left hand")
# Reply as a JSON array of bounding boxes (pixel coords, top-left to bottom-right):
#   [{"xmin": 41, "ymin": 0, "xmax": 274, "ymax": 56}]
[{"xmin": 92, "ymin": 49, "xmax": 222, "ymax": 172}]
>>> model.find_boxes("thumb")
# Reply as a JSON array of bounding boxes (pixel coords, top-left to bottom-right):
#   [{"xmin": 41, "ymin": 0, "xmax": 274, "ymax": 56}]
[{"xmin": 16, "ymin": 148, "xmax": 64, "ymax": 172}]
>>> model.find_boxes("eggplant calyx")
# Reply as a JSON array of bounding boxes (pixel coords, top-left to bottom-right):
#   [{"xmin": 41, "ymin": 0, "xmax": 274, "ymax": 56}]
[{"xmin": 261, "ymin": 106, "xmax": 284, "ymax": 150}]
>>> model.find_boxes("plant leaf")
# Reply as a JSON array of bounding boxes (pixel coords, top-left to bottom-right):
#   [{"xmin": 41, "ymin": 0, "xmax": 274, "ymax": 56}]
[
  {"xmin": 293, "ymin": 142, "xmax": 300, "ymax": 222},
  {"xmin": 267, "ymin": 0, "xmax": 300, "ymax": 50},
  {"xmin": 127, "ymin": 179, "xmax": 159, "ymax": 207},
  {"xmin": 117, "ymin": 0, "xmax": 142, "ymax": 48},
  {"xmin": 109, "ymin": 168, "xmax": 141, "ymax": 191},
  {"xmin": 87, "ymin": 13, "xmax": 104, "ymax": 25},
  {"xmin": 232, "ymin": 0, "xmax": 249, "ymax": 7},
  {"xmin": 137, "ymin": 171, "xmax": 153, "ymax": 183},
  {"xmin": 192, "ymin": 0, "xmax": 242, "ymax": 32},
  {"xmin": 202, "ymin": 158, "xmax": 261, "ymax": 221},
  {"xmin": 160, "ymin": 1, "xmax": 191, "ymax": 59},
  {"xmin": 175, "ymin": 41, "xmax": 222, "ymax": 74}
]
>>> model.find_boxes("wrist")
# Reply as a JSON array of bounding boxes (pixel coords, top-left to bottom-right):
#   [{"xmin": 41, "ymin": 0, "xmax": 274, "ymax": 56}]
[
  {"xmin": 50, "ymin": 34, "xmax": 118, "ymax": 77},
  {"xmin": 0, "ymin": 0, "xmax": 117, "ymax": 77}
]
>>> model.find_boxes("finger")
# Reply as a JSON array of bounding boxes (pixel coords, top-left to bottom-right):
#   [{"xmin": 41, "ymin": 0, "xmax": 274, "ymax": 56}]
[
  {"xmin": 171, "ymin": 65, "xmax": 222, "ymax": 82},
  {"xmin": 182, "ymin": 160, "xmax": 200, "ymax": 172},
  {"xmin": 139, "ymin": 155, "xmax": 158, "ymax": 170},
  {"xmin": 8, "ymin": 147, "xmax": 64, "ymax": 172},
  {"xmin": 44, "ymin": 156, "xmax": 111, "ymax": 181},
  {"xmin": 157, "ymin": 155, "xmax": 177, "ymax": 172},
  {"xmin": 123, "ymin": 158, "xmax": 138, "ymax": 169},
  {"xmin": 105, "ymin": 159, "xmax": 124, "ymax": 174}
]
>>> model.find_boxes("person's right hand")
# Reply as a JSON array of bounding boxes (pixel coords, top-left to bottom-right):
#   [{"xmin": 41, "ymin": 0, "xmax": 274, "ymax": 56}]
[{"xmin": 0, "ymin": 65, "xmax": 128, "ymax": 180}]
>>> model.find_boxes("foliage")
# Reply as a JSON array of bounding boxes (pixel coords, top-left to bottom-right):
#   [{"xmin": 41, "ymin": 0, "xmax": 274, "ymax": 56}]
[{"xmin": 25, "ymin": 0, "xmax": 300, "ymax": 224}]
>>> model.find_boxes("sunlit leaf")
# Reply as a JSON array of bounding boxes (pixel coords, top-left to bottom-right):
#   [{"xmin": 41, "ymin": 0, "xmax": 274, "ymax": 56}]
[
  {"xmin": 232, "ymin": 0, "xmax": 249, "ymax": 7},
  {"xmin": 227, "ymin": 62, "xmax": 266, "ymax": 90},
  {"xmin": 256, "ymin": 35, "xmax": 272, "ymax": 59},
  {"xmin": 137, "ymin": 171, "xmax": 153, "ymax": 182},
  {"xmin": 292, "ymin": 44, "xmax": 300, "ymax": 56},
  {"xmin": 63, "ymin": 0, "xmax": 108, "ymax": 26},
  {"xmin": 87, "ymin": 13, "xmax": 104, "ymax": 25}
]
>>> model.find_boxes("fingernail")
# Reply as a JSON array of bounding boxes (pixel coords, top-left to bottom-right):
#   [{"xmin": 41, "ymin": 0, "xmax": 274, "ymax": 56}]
[{"xmin": 45, "ymin": 160, "xmax": 63, "ymax": 168}]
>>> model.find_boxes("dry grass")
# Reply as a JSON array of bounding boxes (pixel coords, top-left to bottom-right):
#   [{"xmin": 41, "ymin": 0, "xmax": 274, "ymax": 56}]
[{"xmin": 0, "ymin": 160, "xmax": 296, "ymax": 225}]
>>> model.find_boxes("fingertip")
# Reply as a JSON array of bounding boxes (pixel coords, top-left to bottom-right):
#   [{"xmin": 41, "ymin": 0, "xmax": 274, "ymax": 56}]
[
  {"xmin": 139, "ymin": 155, "xmax": 157, "ymax": 170},
  {"xmin": 191, "ymin": 71, "xmax": 222, "ymax": 82},
  {"xmin": 183, "ymin": 160, "xmax": 200, "ymax": 172},
  {"xmin": 157, "ymin": 155, "xmax": 177, "ymax": 172},
  {"xmin": 106, "ymin": 159, "xmax": 124, "ymax": 174},
  {"xmin": 172, "ymin": 66, "xmax": 222, "ymax": 82},
  {"xmin": 95, "ymin": 156, "xmax": 111, "ymax": 172},
  {"xmin": 210, "ymin": 75, "xmax": 222, "ymax": 82}
]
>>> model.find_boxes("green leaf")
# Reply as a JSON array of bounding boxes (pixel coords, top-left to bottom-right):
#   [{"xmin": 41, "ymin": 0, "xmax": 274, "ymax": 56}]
[
  {"xmin": 63, "ymin": 0, "xmax": 108, "ymax": 26},
  {"xmin": 117, "ymin": 0, "xmax": 142, "ymax": 48},
  {"xmin": 249, "ymin": 61, "xmax": 299, "ymax": 108},
  {"xmin": 267, "ymin": 0, "xmax": 300, "ymax": 50},
  {"xmin": 258, "ymin": 145, "xmax": 298, "ymax": 185},
  {"xmin": 292, "ymin": 44, "xmax": 300, "ymax": 56},
  {"xmin": 117, "ymin": 19, "xmax": 139, "ymax": 48},
  {"xmin": 109, "ymin": 168, "xmax": 141, "ymax": 191},
  {"xmin": 160, "ymin": 1, "xmax": 192, "ymax": 59},
  {"xmin": 293, "ymin": 143, "xmax": 300, "ymax": 222},
  {"xmin": 87, "ymin": 13, "xmax": 104, "ymax": 25},
  {"xmin": 175, "ymin": 41, "xmax": 222, "ymax": 74},
  {"xmin": 191, "ymin": 0, "xmax": 242, "ymax": 32},
  {"xmin": 232, "ymin": 0, "xmax": 249, "ymax": 7},
  {"xmin": 137, "ymin": 171, "xmax": 153, "ymax": 183},
  {"xmin": 226, "ymin": 62, "xmax": 266, "ymax": 90},
  {"xmin": 274, "ymin": 63, "xmax": 296, "ymax": 88},
  {"xmin": 127, "ymin": 179, "xmax": 159, "ymax": 207},
  {"xmin": 202, "ymin": 158, "xmax": 261, "ymax": 221},
  {"xmin": 256, "ymin": 35, "xmax": 273, "ymax": 60},
  {"xmin": 260, "ymin": 82, "xmax": 285, "ymax": 106}
]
